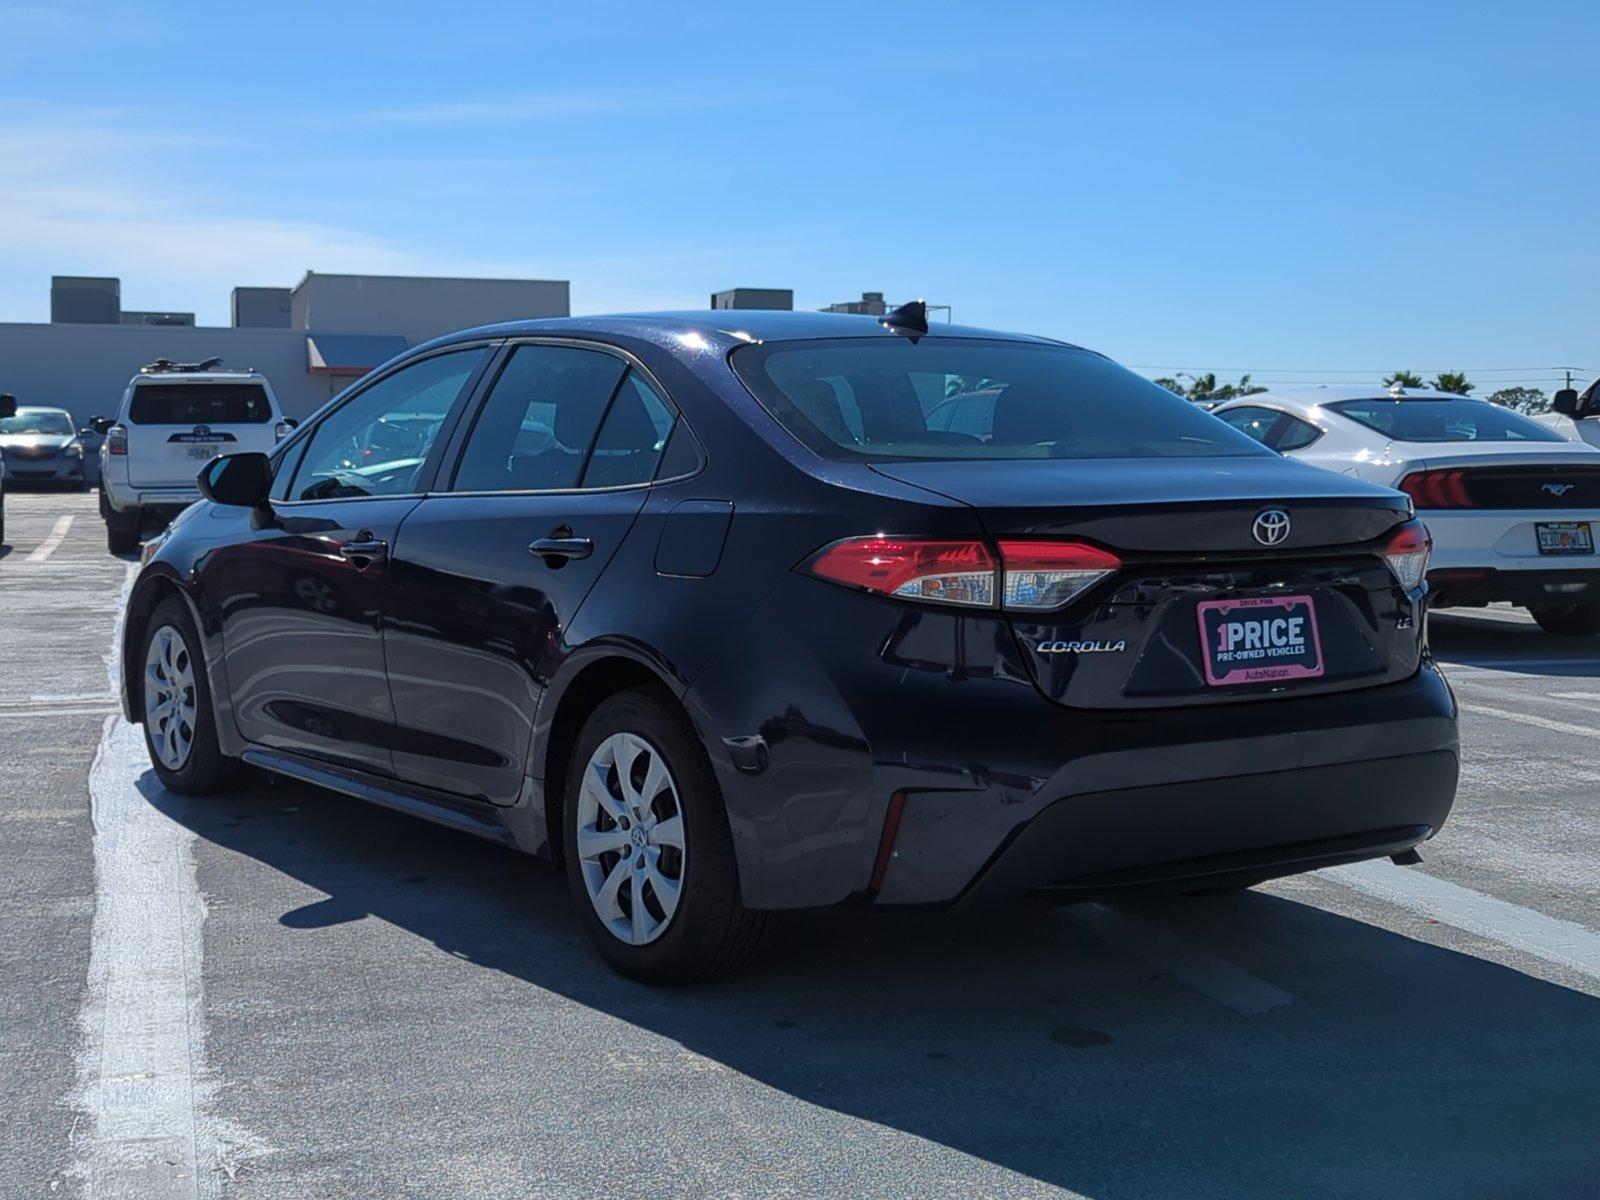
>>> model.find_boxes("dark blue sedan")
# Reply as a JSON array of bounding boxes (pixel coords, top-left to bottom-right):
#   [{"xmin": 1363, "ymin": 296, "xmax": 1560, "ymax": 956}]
[{"xmin": 119, "ymin": 307, "xmax": 1458, "ymax": 981}]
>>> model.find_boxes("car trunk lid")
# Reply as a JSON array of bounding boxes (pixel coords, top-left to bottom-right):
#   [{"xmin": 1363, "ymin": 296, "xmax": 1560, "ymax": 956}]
[{"xmin": 872, "ymin": 457, "xmax": 1421, "ymax": 708}]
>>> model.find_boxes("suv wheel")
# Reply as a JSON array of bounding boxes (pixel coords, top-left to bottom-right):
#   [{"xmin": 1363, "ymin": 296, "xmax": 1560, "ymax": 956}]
[
  {"xmin": 563, "ymin": 688, "xmax": 766, "ymax": 983},
  {"xmin": 103, "ymin": 492, "xmax": 140, "ymax": 555},
  {"xmin": 140, "ymin": 596, "xmax": 241, "ymax": 794},
  {"xmin": 1530, "ymin": 603, "xmax": 1600, "ymax": 636}
]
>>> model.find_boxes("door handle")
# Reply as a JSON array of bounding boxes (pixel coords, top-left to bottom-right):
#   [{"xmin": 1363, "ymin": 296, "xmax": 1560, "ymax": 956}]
[
  {"xmin": 338, "ymin": 537, "xmax": 388, "ymax": 563},
  {"xmin": 528, "ymin": 536, "xmax": 594, "ymax": 561}
]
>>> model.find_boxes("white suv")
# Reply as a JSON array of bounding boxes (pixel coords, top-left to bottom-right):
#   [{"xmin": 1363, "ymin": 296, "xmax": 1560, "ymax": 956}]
[{"xmin": 96, "ymin": 358, "xmax": 292, "ymax": 553}]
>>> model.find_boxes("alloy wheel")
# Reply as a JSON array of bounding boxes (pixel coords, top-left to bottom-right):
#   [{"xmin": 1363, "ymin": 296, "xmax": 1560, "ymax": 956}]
[
  {"xmin": 144, "ymin": 624, "xmax": 197, "ymax": 770},
  {"xmin": 575, "ymin": 732, "xmax": 687, "ymax": 946}
]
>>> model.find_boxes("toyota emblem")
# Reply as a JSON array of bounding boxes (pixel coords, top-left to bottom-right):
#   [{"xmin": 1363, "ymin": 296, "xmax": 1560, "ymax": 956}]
[
  {"xmin": 1252, "ymin": 509, "xmax": 1291, "ymax": 546},
  {"xmin": 193, "ymin": 424, "xmax": 211, "ymax": 437}
]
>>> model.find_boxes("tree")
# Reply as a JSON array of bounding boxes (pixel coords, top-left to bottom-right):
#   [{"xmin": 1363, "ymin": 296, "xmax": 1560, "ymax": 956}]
[
  {"xmin": 1486, "ymin": 386, "xmax": 1548, "ymax": 414},
  {"xmin": 1152, "ymin": 373, "xmax": 1267, "ymax": 402},
  {"xmin": 1384, "ymin": 370, "xmax": 1425, "ymax": 389},
  {"xmin": 1431, "ymin": 372, "xmax": 1473, "ymax": 395}
]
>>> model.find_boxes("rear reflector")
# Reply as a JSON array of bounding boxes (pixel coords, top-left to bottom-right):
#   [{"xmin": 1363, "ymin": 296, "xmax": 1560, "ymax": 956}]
[
  {"xmin": 807, "ymin": 537, "xmax": 997, "ymax": 607},
  {"xmin": 1399, "ymin": 469, "xmax": 1472, "ymax": 508},
  {"xmin": 1381, "ymin": 520, "xmax": 1432, "ymax": 590},
  {"xmin": 999, "ymin": 540, "xmax": 1122, "ymax": 610},
  {"xmin": 805, "ymin": 536, "xmax": 1121, "ymax": 611}
]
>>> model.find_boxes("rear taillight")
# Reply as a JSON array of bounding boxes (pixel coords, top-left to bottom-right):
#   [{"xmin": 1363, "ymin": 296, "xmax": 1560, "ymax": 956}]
[
  {"xmin": 107, "ymin": 424, "xmax": 128, "ymax": 456},
  {"xmin": 1398, "ymin": 469, "xmax": 1472, "ymax": 508},
  {"xmin": 274, "ymin": 420, "xmax": 293, "ymax": 442},
  {"xmin": 807, "ymin": 537, "xmax": 997, "ymax": 607},
  {"xmin": 805, "ymin": 536, "xmax": 1121, "ymax": 611},
  {"xmin": 998, "ymin": 540, "xmax": 1122, "ymax": 610},
  {"xmin": 1381, "ymin": 520, "xmax": 1432, "ymax": 590}
]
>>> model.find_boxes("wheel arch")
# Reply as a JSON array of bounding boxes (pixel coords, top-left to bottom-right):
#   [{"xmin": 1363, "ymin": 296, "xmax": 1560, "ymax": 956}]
[
  {"xmin": 535, "ymin": 650, "xmax": 683, "ymax": 867},
  {"xmin": 120, "ymin": 567, "xmax": 244, "ymax": 756}
]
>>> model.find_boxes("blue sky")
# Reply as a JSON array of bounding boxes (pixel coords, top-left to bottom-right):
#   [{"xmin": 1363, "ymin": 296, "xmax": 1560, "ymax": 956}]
[{"xmin": 2, "ymin": 0, "xmax": 1596, "ymax": 393}]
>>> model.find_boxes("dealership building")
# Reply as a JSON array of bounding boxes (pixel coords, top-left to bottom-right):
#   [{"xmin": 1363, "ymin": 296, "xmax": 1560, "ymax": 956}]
[{"xmin": 1, "ymin": 272, "xmax": 570, "ymax": 427}]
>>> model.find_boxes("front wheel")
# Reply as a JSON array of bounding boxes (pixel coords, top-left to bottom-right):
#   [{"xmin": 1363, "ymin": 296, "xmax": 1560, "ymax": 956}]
[
  {"xmin": 563, "ymin": 689, "xmax": 766, "ymax": 983},
  {"xmin": 140, "ymin": 596, "xmax": 241, "ymax": 794},
  {"xmin": 1530, "ymin": 603, "xmax": 1600, "ymax": 636}
]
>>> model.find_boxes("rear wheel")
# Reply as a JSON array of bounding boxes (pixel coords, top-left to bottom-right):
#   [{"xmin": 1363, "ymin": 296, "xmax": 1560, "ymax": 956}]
[
  {"xmin": 563, "ymin": 688, "xmax": 766, "ymax": 983},
  {"xmin": 140, "ymin": 596, "xmax": 241, "ymax": 794},
  {"xmin": 1530, "ymin": 603, "xmax": 1600, "ymax": 636},
  {"xmin": 103, "ymin": 493, "xmax": 140, "ymax": 554}
]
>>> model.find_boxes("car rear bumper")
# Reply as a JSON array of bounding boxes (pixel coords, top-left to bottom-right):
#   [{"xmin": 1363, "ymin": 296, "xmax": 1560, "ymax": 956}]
[
  {"xmin": 949, "ymin": 750, "xmax": 1455, "ymax": 906},
  {"xmin": 688, "ymin": 579, "xmax": 1460, "ymax": 911},
  {"xmin": 103, "ymin": 480, "xmax": 201, "ymax": 515}
]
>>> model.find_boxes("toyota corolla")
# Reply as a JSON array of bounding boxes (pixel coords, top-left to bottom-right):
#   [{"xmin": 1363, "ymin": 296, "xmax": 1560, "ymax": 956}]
[{"xmin": 121, "ymin": 307, "xmax": 1459, "ymax": 981}]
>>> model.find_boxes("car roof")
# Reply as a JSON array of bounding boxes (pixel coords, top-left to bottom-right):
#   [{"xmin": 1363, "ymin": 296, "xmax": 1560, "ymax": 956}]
[
  {"xmin": 1225, "ymin": 385, "xmax": 1481, "ymax": 409},
  {"xmin": 14, "ymin": 405, "xmax": 71, "ymax": 415},
  {"xmin": 424, "ymin": 310, "xmax": 1082, "ymax": 356},
  {"xmin": 131, "ymin": 371, "xmax": 264, "ymax": 382}
]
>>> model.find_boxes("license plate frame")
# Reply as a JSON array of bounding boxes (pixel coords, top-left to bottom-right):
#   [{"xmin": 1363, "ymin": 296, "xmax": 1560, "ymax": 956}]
[
  {"xmin": 1535, "ymin": 521, "xmax": 1594, "ymax": 556},
  {"xmin": 1196, "ymin": 594, "xmax": 1325, "ymax": 687},
  {"xmin": 185, "ymin": 444, "xmax": 220, "ymax": 460}
]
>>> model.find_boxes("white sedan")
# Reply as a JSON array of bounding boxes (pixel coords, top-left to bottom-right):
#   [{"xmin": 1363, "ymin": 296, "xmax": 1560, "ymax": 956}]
[{"xmin": 1211, "ymin": 385, "xmax": 1600, "ymax": 635}]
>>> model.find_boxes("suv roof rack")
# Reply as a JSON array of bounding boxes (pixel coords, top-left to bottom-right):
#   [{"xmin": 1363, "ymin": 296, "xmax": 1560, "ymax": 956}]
[{"xmin": 139, "ymin": 356, "xmax": 226, "ymax": 374}]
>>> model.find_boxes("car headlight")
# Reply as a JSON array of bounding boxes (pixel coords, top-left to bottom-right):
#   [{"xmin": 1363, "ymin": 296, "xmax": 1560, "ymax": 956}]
[{"xmin": 66, "ymin": 441, "xmax": 83, "ymax": 457}]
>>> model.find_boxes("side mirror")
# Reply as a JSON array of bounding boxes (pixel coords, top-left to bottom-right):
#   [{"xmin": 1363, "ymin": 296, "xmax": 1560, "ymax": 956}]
[
  {"xmin": 197, "ymin": 452, "xmax": 273, "ymax": 508},
  {"xmin": 1554, "ymin": 389, "xmax": 1581, "ymax": 417},
  {"xmin": 284, "ymin": 417, "xmax": 299, "ymax": 429},
  {"xmin": 0, "ymin": 394, "xmax": 15, "ymax": 420},
  {"xmin": 89, "ymin": 416, "xmax": 114, "ymax": 435}
]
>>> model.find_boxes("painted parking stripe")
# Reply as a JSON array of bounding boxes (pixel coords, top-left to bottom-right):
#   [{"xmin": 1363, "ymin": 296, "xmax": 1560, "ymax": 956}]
[
  {"xmin": 71, "ymin": 572, "xmax": 267, "ymax": 1196},
  {"xmin": 1457, "ymin": 701, "xmax": 1600, "ymax": 741},
  {"xmin": 1326, "ymin": 860, "xmax": 1600, "ymax": 982},
  {"xmin": 1076, "ymin": 904, "xmax": 1295, "ymax": 1016},
  {"xmin": 24, "ymin": 514, "xmax": 74, "ymax": 562}
]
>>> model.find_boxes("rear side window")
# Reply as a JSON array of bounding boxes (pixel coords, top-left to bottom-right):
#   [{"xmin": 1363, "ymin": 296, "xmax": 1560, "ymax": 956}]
[
  {"xmin": 1216, "ymin": 406, "xmax": 1279, "ymax": 445},
  {"xmin": 1271, "ymin": 415, "xmax": 1323, "ymax": 451},
  {"xmin": 453, "ymin": 345, "xmax": 633, "ymax": 492},
  {"xmin": 128, "ymin": 383, "xmax": 272, "ymax": 425},
  {"xmin": 1328, "ymin": 398, "xmax": 1566, "ymax": 443},
  {"xmin": 581, "ymin": 372, "xmax": 677, "ymax": 488},
  {"xmin": 732, "ymin": 339, "xmax": 1268, "ymax": 461}
]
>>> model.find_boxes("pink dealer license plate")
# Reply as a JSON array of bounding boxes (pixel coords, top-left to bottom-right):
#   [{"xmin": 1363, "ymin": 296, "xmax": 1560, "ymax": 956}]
[{"xmin": 1195, "ymin": 594, "xmax": 1325, "ymax": 687}]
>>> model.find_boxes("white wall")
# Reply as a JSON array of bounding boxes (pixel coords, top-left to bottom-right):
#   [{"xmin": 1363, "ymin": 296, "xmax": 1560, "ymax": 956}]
[{"xmin": 0, "ymin": 323, "xmax": 364, "ymax": 426}]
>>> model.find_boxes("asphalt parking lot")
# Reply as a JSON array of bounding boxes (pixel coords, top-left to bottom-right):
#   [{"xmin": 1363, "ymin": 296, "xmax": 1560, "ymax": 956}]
[{"xmin": 2, "ymin": 489, "xmax": 1598, "ymax": 1200}]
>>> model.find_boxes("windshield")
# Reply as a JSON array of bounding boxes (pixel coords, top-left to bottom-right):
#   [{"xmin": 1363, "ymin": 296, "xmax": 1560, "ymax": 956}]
[
  {"xmin": 0, "ymin": 410, "xmax": 73, "ymax": 435},
  {"xmin": 129, "ymin": 383, "xmax": 272, "ymax": 425},
  {"xmin": 1328, "ymin": 398, "xmax": 1566, "ymax": 444},
  {"xmin": 732, "ymin": 339, "xmax": 1268, "ymax": 461}
]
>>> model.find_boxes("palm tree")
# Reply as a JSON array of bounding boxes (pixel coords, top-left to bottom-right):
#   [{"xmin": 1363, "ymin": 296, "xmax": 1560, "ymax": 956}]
[
  {"xmin": 1430, "ymin": 372, "xmax": 1473, "ymax": 395},
  {"xmin": 1384, "ymin": 370, "xmax": 1425, "ymax": 389}
]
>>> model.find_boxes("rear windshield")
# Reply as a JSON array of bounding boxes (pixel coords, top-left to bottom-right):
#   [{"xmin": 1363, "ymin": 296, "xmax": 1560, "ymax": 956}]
[
  {"xmin": 1327, "ymin": 398, "xmax": 1566, "ymax": 443},
  {"xmin": 731, "ymin": 338, "xmax": 1268, "ymax": 461},
  {"xmin": 129, "ymin": 383, "xmax": 272, "ymax": 425},
  {"xmin": 0, "ymin": 411, "xmax": 73, "ymax": 435}
]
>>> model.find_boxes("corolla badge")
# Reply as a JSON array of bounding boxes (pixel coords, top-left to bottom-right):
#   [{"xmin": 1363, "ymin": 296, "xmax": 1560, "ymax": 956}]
[
  {"xmin": 1252, "ymin": 508, "xmax": 1291, "ymax": 546},
  {"xmin": 1036, "ymin": 639, "xmax": 1127, "ymax": 654},
  {"xmin": 1543, "ymin": 482, "xmax": 1575, "ymax": 496}
]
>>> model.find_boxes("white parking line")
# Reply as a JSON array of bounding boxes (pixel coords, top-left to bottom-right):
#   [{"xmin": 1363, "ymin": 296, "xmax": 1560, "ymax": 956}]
[
  {"xmin": 1458, "ymin": 701, "xmax": 1600, "ymax": 741},
  {"xmin": 1076, "ymin": 905, "xmax": 1295, "ymax": 1016},
  {"xmin": 24, "ymin": 514, "xmax": 74, "ymax": 562},
  {"xmin": 70, "ymin": 571, "xmax": 266, "ymax": 1196},
  {"xmin": 1326, "ymin": 860, "xmax": 1600, "ymax": 983}
]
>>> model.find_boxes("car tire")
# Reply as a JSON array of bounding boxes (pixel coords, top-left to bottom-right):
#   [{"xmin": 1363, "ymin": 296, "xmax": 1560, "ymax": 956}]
[
  {"xmin": 1530, "ymin": 603, "xmax": 1600, "ymax": 636},
  {"xmin": 562, "ymin": 687, "xmax": 766, "ymax": 983},
  {"xmin": 139, "ymin": 596, "xmax": 241, "ymax": 795},
  {"xmin": 104, "ymin": 494, "xmax": 140, "ymax": 555}
]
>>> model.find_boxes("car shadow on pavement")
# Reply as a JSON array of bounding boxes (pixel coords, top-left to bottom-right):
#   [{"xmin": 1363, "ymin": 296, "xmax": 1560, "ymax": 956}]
[{"xmin": 145, "ymin": 771, "xmax": 1600, "ymax": 1200}]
